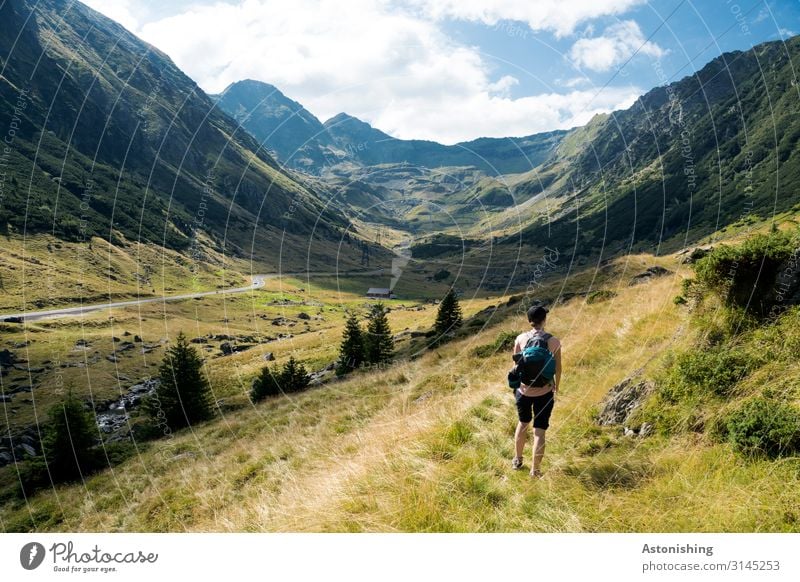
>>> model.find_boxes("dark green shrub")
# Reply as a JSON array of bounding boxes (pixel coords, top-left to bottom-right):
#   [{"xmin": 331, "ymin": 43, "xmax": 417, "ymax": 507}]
[
  {"xmin": 473, "ymin": 330, "xmax": 517, "ymax": 358},
  {"xmin": 693, "ymin": 232, "xmax": 794, "ymax": 316},
  {"xmin": 661, "ymin": 346, "xmax": 756, "ymax": 400},
  {"xmin": 719, "ymin": 397, "xmax": 800, "ymax": 458}
]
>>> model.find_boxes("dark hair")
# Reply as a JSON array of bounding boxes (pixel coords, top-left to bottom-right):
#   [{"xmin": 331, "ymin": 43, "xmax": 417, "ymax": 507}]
[{"xmin": 527, "ymin": 305, "xmax": 548, "ymax": 324}]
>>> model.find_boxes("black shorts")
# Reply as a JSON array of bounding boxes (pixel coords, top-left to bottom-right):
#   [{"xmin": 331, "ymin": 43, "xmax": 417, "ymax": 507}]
[{"xmin": 514, "ymin": 389, "xmax": 554, "ymax": 429}]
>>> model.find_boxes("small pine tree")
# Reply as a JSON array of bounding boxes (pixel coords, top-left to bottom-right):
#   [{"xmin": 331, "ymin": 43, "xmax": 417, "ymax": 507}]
[
  {"xmin": 251, "ymin": 365, "xmax": 283, "ymax": 402},
  {"xmin": 433, "ymin": 288, "xmax": 463, "ymax": 343},
  {"xmin": 42, "ymin": 390, "xmax": 98, "ymax": 482},
  {"xmin": 364, "ymin": 303, "xmax": 394, "ymax": 365},
  {"xmin": 146, "ymin": 331, "xmax": 214, "ymax": 430},
  {"xmin": 336, "ymin": 311, "xmax": 365, "ymax": 375},
  {"xmin": 282, "ymin": 357, "xmax": 310, "ymax": 392},
  {"xmin": 251, "ymin": 356, "xmax": 310, "ymax": 402}
]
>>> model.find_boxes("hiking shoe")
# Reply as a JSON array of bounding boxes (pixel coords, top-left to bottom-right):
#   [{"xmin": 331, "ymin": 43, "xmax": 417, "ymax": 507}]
[
  {"xmin": 530, "ymin": 469, "xmax": 544, "ymax": 479},
  {"xmin": 512, "ymin": 457, "xmax": 523, "ymax": 470}
]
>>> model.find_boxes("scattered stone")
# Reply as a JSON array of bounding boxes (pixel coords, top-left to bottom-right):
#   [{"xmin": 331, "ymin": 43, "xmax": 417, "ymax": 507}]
[
  {"xmin": 18, "ymin": 443, "xmax": 37, "ymax": 457},
  {"xmin": 298, "ymin": 312, "xmax": 311, "ymax": 320},
  {"xmin": 640, "ymin": 422, "xmax": 654, "ymax": 437},
  {"xmin": 123, "ymin": 331, "xmax": 132, "ymax": 336},
  {"xmin": 263, "ymin": 352, "xmax": 275, "ymax": 361},
  {"xmin": 414, "ymin": 390, "xmax": 433, "ymax": 404},
  {"xmin": 0, "ymin": 451, "xmax": 13, "ymax": 464},
  {"xmin": 133, "ymin": 335, "xmax": 142, "ymax": 343},
  {"xmin": 220, "ymin": 342, "xmax": 234, "ymax": 356},
  {"xmin": 0, "ymin": 394, "xmax": 12, "ymax": 402},
  {"xmin": 0, "ymin": 349, "xmax": 17, "ymax": 366},
  {"xmin": 213, "ymin": 334, "xmax": 234, "ymax": 341},
  {"xmin": 112, "ymin": 336, "xmax": 121, "ymax": 342},
  {"xmin": 596, "ymin": 375, "xmax": 655, "ymax": 426},
  {"xmin": 190, "ymin": 337, "xmax": 207, "ymax": 344},
  {"xmin": 106, "ymin": 355, "xmax": 118, "ymax": 363},
  {"xmin": 678, "ymin": 246, "xmax": 712, "ymax": 264},
  {"xmin": 629, "ymin": 266, "xmax": 672, "ymax": 285}
]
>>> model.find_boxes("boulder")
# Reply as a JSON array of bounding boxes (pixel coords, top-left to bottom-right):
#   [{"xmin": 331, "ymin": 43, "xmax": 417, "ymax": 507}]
[
  {"xmin": 133, "ymin": 335, "xmax": 143, "ymax": 343},
  {"xmin": 596, "ymin": 376, "xmax": 655, "ymax": 426},
  {"xmin": 629, "ymin": 266, "xmax": 672, "ymax": 285},
  {"xmin": 298, "ymin": 312, "xmax": 311, "ymax": 320},
  {"xmin": 263, "ymin": 352, "xmax": 275, "ymax": 362},
  {"xmin": 220, "ymin": 342, "xmax": 234, "ymax": 356}
]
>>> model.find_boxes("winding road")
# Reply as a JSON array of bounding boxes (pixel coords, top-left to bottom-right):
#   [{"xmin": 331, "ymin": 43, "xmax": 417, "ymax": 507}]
[{"xmin": 0, "ymin": 270, "xmax": 384, "ymax": 323}]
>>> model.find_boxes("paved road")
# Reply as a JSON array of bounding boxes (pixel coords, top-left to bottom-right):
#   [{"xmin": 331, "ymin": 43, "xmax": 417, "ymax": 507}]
[{"xmin": 0, "ymin": 270, "xmax": 384, "ymax": 323}]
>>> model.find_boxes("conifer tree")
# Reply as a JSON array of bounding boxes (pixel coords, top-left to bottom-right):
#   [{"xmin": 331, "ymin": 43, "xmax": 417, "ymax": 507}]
[
  {"xmin": 364, "ymin": 303, "xmax": 394, "ymax": 365},
  {"xmin": 433, "ymin": 287, "xmax": 463, "ymax": 343},
  {"xmin": 42, "ymin": 390, "xmax": 98, "ymax": 482},
  {"xmin": 251, "ymin": 356, "xmax": 310, "ymax": 402},
  {"xmin": 336, "ymin": 311, "xmax": 365, "ymax": 375},
  {"xmin": 146, "ymin": 331, "xmax": 214, "ymax": 429}
]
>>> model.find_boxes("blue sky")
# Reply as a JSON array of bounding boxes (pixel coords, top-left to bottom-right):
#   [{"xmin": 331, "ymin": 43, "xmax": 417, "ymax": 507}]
[{"xmin": 85, "ymin": 0, "xmax": 799, "ymax": 143}]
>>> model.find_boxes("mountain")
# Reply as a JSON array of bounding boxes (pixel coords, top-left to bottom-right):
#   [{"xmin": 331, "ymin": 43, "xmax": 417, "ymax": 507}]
[
  {"xmin": 214, "ymin": 79, "xmax": 333, "ymax": 171},
  {"xmin": 497, "ymin": 35, "xmax": 800, "ymax": 255},
  {"xmin": 215, "ymin": 80, "xmax": 566, "ymax": 174},
  {"xmin": 0, "ymin": 0, "xmax": 352, "ymax": 263}
]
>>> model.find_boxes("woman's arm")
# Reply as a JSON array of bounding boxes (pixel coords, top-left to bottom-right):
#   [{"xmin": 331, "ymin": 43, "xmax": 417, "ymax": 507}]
[{"xmin": 550, "ymin": 337, "xmax": 562, "ymax": 393}]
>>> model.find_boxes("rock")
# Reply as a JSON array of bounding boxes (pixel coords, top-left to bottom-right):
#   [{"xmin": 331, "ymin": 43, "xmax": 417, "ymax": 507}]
[
  {"xmin": 123, "ymin": 331, "xmax": 132, "ymax": 336},
  {"xmin": 220, "ymin": 342, "xmax": 234, "ymax": 356},
  {"xmin": 263, "ymin": 352, "xmax": 275, "ymax": 361},
  {"xmin": 112, "ymin": 336, "xmax": 121, "ymax": 342},
  {"xmin": 0, "ymin": 349, "xmax": 17, "ymax": 366},
  {"xmin": 106, "ymin": 355, "xmax": 118, "ymax": 363},
  {"xmin": 639, "ymin": 422, "xmax": 654, "ymax": 437},
  {"xmin": 0, "ymin": 394, "xmax": 11, "ymax": 402},
  {"xmin": 75, "ymin": 338, "xmax": 90, "ymax": 347},
  {"xmin": 629, "ymin": 266, "xmax": 672, "ymax": 285},
  {"xmin": 623, "ymin": 426, "xmax": 636, "ymax": 437},
  {"xmin": 190, "ymin": 337, "xmax": 206, "ymax": 344},
  {"xmin": 134, "ymin": 335, "xmax": 142, "ymax": 343},
  {"xmin": 298, "ymin": 312, "xmax": 311, "ymax": 320},
  {"xmin": 213, "ymin": 334, "xmax": 234, "ymax": 341},
  {"xmin": 18, "ymin": 443, "xmax": 37, "ymax": 457},
  {"xmin": 20, "ymin": 434, "xmax": 37, "ymax": 447},
  {"xmin": 596, "ymin": 375, "xmax": 655, "ymax": 426},
  {"xmin": 2, "ymin": 316, "xmax": 23, "ymax": 324},
  {"xmin": 679, "ymin": 246, "xmax": 712, "ymax": 264}
]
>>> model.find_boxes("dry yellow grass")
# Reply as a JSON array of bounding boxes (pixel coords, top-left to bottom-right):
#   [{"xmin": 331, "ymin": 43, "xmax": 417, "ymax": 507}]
[{"xmin": 3, "ymin": 251, "xmax": 798, "ymax": 533}]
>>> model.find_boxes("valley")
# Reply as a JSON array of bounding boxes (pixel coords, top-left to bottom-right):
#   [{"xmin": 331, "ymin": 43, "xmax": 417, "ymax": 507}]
[{"xmin": 1, "ymin": 0, "xmax": 799, "ymax": 534}]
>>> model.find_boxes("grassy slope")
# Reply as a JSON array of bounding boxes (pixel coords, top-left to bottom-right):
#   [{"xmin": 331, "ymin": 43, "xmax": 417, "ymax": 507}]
[{"xmin": 4, "ymin": 246, "xmax": 796, "ymax": 532}]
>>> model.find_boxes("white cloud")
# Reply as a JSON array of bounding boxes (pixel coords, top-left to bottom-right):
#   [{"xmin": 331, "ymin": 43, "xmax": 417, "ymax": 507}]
[
  {"xmin": 569, "ymin": 20, "xmax": 665, "ymax": 72},
  {"xmin": 82, "ymin": 0, "xmax": 645, "ymax": 143},
  {"xmin": 83, "ymin": 0, "xmax": 140, "ymax": 32},
  {"xmin": 409, "ymin": 0, "xmax": 645, "ymax": 37}
]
